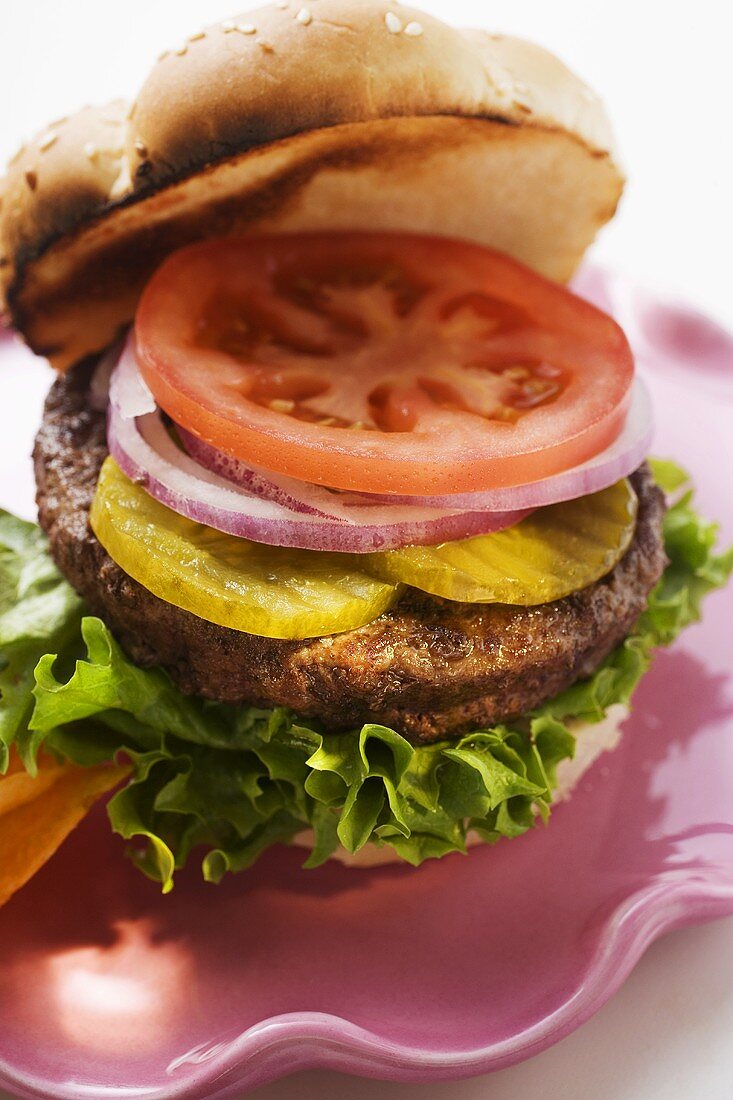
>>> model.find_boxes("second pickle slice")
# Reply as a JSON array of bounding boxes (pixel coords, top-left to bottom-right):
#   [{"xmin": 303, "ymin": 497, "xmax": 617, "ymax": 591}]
[{"xmin": 364, "ymin": 479, "xmax": 638, "ymax": 606}]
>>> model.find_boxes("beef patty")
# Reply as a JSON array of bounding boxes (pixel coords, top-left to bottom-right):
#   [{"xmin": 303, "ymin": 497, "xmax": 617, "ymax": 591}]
[{"xmin": 34, "ymin": 361, "xmax": 667, "ymax": 743}]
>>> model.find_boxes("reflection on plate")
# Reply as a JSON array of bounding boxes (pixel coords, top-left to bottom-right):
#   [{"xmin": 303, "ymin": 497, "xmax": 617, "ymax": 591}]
[{"xmin": 0, "ymin": 269, "xmax": 731, "ymax": 1099}]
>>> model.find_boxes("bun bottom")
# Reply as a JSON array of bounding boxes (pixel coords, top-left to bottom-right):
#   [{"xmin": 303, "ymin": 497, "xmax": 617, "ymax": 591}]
[{"xmin": 290, "ymin": 705, "xmax": 628, "ymax": 868}]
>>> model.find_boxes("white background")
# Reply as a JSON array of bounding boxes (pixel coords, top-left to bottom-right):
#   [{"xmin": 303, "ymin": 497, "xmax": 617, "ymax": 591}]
[{"xmin": 1, "ymin": 2, "xmax": 732, "ymax": 1099}]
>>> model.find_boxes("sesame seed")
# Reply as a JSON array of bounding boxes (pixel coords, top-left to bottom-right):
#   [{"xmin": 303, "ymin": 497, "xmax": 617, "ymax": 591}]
[
  {"xmin": 189, "ymin": 30, "xmax": 206, "ymax": 42},
  {"xmin": 403, "ymin": 21, "xmax": 423, "ymax": 36},
  {"xmin": 296, "ymin": 7, "xmax": 312, "ymax": 24},
  {"xmin": 84, "ymin": 142, "xmax": 98, "ymax": 160},
  {"xmin": 24, "ymin": 170, "xmax": 37, "ymax": 191},
  {"xmin": 221, "ymin": 20, "xmax": 236, "ymax": 32},
  {"xmin": 350, "ymin": 420, "xmax": 367, "ymax": 431},
  {"xmin": 238, "ymin": 22, "xmax": 257, "ymax": 34},
  {"xmin": 269, "ymin": 398, "xmax": 295, "ymax": 413},
  {"xmin": 257, "ymin": 39, "xmax": 275, "ymax": 52},
  {"xmin": 157, "ymin": 50, "xmax": 170, "ymax": 62},
  {"xmin": 319, "ymin": 417, "xmax": 337, "ymax": 427},
  {"xmin": 385, "ymin": 11, "xmax": 402, "ymax": 33},
  {"xmin": 134, "ymin": 139, "xmax": 148, "ymax": 157},
  {"xmin": 38, "ymin": 132, "xmax": 57, "ymax": 152},
  {"xmin": 174, "ymin": 44, "xmax": 188, "ymax": 56}
]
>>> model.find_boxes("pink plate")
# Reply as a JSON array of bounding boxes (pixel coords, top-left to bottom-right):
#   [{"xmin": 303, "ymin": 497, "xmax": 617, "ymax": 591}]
[{"xmin": 0, "ymin": 269, "xmax": 731, "ymax": 1099}]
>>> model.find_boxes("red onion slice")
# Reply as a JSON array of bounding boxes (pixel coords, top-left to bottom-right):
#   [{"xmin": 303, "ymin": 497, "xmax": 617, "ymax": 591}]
[
  {"xmin": 107, "ymin": 334, "xmax": 651, "ymax": 552},
  {"xmin": 110, "ymin": 338, "xmax": 157, "ymax": 419},
  {"xmin": 178, "ymin": 426, "xmax": 390, "ymax": 518},
  {"xmin": 107, "ymin": 344, "xmax": 528, "ymax": 552},
  {"xmin": 179, "ymin": 378, "xmax": 653, "ymax": 515}
]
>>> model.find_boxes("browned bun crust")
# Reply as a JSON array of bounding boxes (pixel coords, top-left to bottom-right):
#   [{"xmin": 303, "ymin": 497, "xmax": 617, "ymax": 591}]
[
  {"xmin": 0, "ymin": 103, "xmax": 127, "ymax": 282},
  {"xmin": 130, "ymin": 5, "xmax": 616, "ymax": 189},
  {"xmin": 0, "ymin": 1, "xmax": 623, "ymax": 370}
]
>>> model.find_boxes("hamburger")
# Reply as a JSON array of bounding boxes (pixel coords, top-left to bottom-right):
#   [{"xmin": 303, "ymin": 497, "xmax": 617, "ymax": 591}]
[{"xmin": 0, "ymin": 0, "xmax": 729, "ymax": 898}]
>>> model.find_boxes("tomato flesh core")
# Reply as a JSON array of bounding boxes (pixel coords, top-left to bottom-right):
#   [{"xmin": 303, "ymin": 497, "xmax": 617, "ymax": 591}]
[{"xmin": 135, "ymin": 233, "xmax": 634, "ymax": 495}]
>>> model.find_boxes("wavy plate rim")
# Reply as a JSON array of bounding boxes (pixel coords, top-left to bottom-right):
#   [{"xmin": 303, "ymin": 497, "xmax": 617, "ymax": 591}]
[{"xmin": 1, "ymin": 875, "xmax": 732, "ymax": 1100}]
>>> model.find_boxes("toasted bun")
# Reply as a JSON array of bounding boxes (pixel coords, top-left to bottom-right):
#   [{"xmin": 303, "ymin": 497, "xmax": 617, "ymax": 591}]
[
  {"xmin": 290, "ymin": 705, "xmax": 628, "ymax": 867},
  {"xmin": 0, "ymin": 1, "xmax": 623, "ymax": 370}
]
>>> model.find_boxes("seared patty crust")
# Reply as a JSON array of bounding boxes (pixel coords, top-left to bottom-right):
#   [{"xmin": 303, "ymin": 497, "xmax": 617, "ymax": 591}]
[{"xmin": 34, "ymin": 361, "xmax": 667, "ymax": 744}]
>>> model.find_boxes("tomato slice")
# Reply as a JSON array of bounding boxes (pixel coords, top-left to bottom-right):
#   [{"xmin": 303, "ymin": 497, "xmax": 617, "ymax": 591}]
[{"xmin": 135, "ymin": 233, "xmax": 634, "ymax": 496}]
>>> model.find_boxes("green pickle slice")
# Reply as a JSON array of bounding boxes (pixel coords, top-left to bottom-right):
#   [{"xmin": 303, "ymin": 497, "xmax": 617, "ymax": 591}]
[
  {"xmin": 91, "ymin": 458, "xmax": 401, "ymax": 640},
  {"xmin": 92, "ymin": 460, "xmax": 638, "ymax": 639},
  {"xmin": 365, "ymin": 479, "xmax": 638, "ymax": 606}
]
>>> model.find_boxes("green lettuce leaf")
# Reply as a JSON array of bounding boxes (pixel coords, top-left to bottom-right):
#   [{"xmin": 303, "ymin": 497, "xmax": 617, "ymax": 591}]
[
  {"xmin": 0, "ymin": 511, "xmax": 83, "ymax": 774},
  {"xmin": 0, "ymin": 461, "xmax": 729, "ymax": 886}
]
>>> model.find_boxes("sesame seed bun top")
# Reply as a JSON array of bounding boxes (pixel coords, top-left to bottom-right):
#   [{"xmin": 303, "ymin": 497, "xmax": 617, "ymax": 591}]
[{"xmin": 0, "ymin": 0, "xmax": 624, "ymax": 370}]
